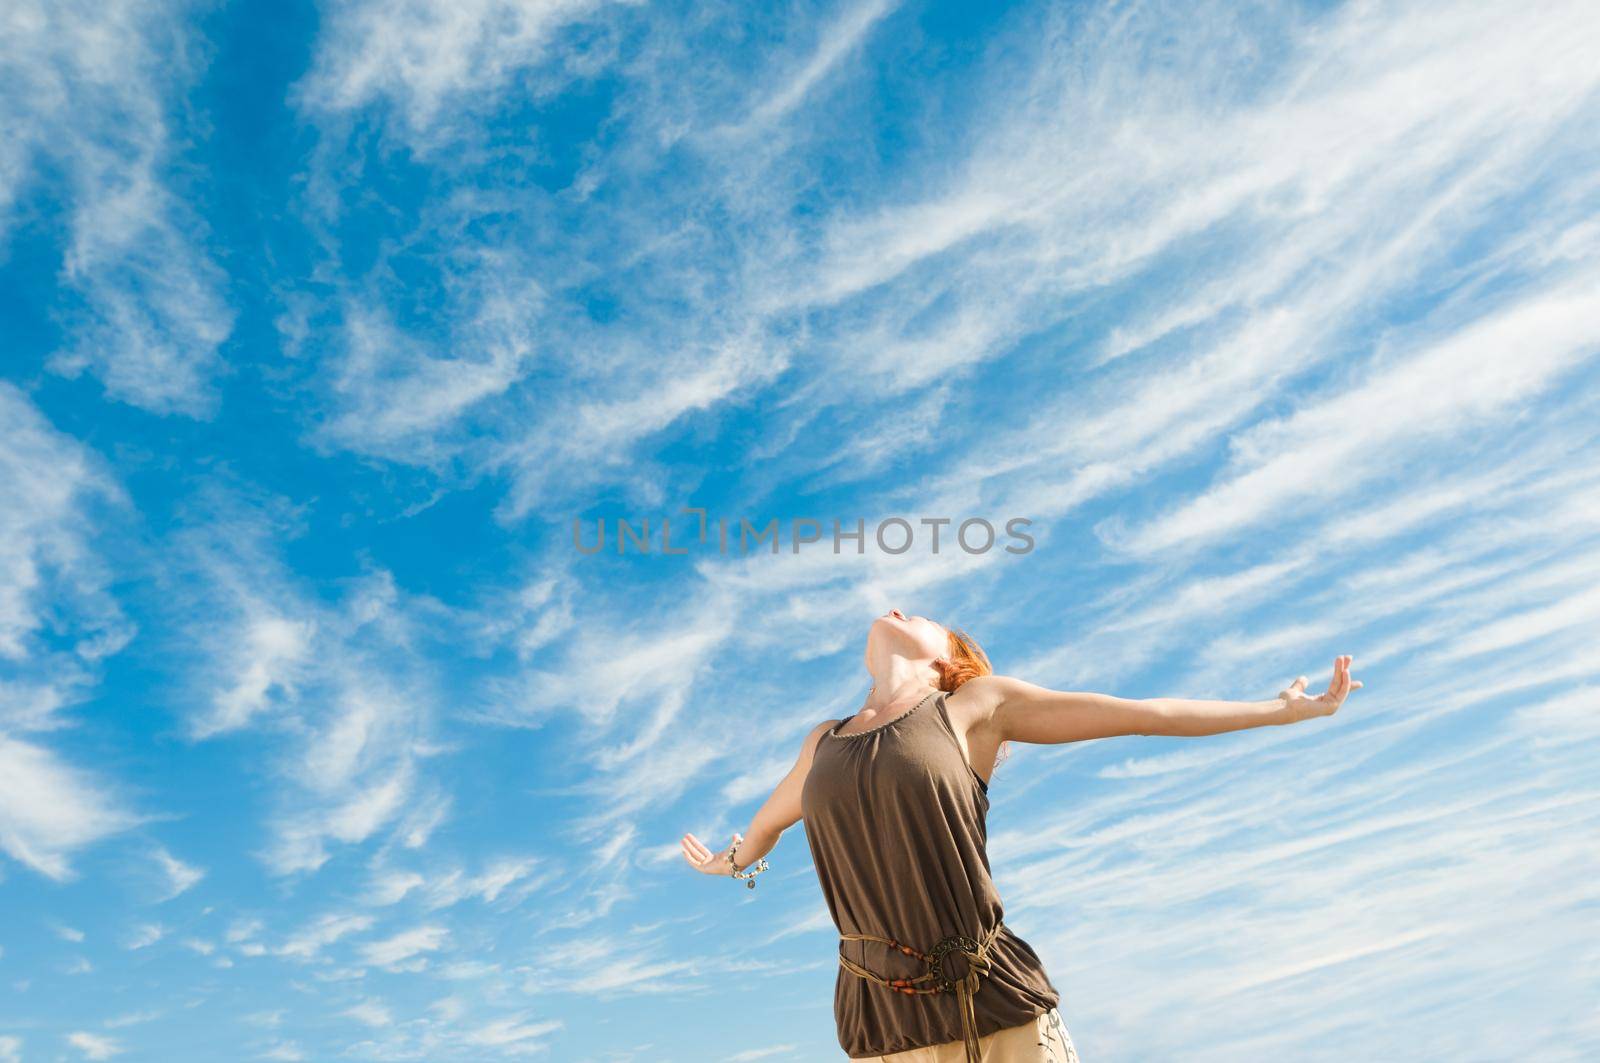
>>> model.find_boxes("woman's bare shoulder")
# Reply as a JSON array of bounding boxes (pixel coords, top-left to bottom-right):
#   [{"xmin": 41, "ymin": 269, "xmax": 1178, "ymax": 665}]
[
  {"xmin": 944, "ymin": 676, "xmax": 1007, "ymax": 732},
  {"xmin": 797, "ymin": 717, "xmax": 841, "ymax": 764}
]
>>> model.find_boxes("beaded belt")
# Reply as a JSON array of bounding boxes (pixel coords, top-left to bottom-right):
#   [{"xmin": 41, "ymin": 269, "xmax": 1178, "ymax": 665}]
[{"xmin": 838, "ymin": 920, "xmax": 1006, "ymax": 1062}]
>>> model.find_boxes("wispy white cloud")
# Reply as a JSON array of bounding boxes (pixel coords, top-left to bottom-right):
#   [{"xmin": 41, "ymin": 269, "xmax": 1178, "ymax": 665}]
[
  {"xmin": 295, "ymin": 0, "xmax": 619, "ymax": 149},
  {"xmin": 307, "ymin": 283, "xmax": 546, "ymax": 466},
  {"xmin": 66, "ymin": 1031, "xmax": 121, "ymax": 1060},
  {"xmin": 366, "ymin": 868, "xmax": 426, "ymax": 905},
  {"xmin": 277, "ymin": 912, "xmax": 375, "ymax": 961},
  {"xmin": 517, "ymin": 921, "xmax": 742, "ymax": 997},
  {"xmin": 726, "ymin": 1047, "xmax": 798, "ymax": 1063},
  {"xmin": 342, "ymin": 999, "xmax": 393, "ymax": 1027},
  {"xmin": 359, "ymin": 924, "xmax": 449, "ymax": 969},
  {"xmin": 227, "ymin": 919, "xmax": 264, "ymax": 945},
  {"xmin": 286, "ymin": 3, "xmax": 895, "ymax": 514},
  {"xmin": 1108, "ymin": 269, "xmax": 1600, "ymax": 555},
  {"xmin": 192, "ymin": 614, "xmax": 316, "ymax": 740},
  {"xmin": 104, "ymin": 1011, "xmax": 161, "ymax": 1030},
  {"xmin": 731, "ymin": 0, "xmax": 900, "ymax": 131},
  {"xmin": 0, "ymin": 386, "xmax": 139, "ymax": 878},
  {"xmin": 0, "ymin": 735, "xmax": 138, "ymax": 880},
  {"xmin": 365, "ymin": 857, "xmax": 543, "ymax": 910},
  {"xmin": 462, "ymin": 1016, "xmax": 563, "ymax": 1051},
  {"xmin": 916, "ymin": 15, "xmax": 1599, "ymax": 526},
  {"xmin": 124, "ymin": 923, "xmax": 166, "ymax": 950},
  {"xmin": 0, "ymin": 385, "xmax": 130, "ymax": 686},
  {"xmin": 166, "ymin": 494, "xmax": 454, "ymax": 875},
  {"xmin": 152, "ymin": 846, "xmax": 205, "ymax": 901},
  {"xmin": 2, "ymin": 2, "xmax": 233, "ymax": 415}
]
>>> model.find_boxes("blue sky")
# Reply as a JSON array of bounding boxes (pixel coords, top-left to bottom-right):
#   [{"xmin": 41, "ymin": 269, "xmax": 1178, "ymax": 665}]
[{"xmin": 2, "ymin": 0, "xmax": 1599, "ymax": 1060}]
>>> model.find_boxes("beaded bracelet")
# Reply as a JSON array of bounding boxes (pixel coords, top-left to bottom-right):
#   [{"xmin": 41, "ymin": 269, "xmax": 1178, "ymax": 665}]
[{"xmin": 727, "ymin": 836, "xmax": 771, "ymax": 890}]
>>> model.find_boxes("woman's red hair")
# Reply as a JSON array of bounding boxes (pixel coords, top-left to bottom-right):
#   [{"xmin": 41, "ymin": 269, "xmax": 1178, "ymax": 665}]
[{"xmin": 933, "ymin": 626, "xmax": 992, "ymax": 692}]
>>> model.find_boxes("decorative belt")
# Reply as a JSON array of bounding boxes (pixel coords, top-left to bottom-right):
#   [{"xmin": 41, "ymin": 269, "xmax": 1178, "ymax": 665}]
[{"xmin": 838, "ymin": 920, "xmax": 1006, "ymax": 1062}]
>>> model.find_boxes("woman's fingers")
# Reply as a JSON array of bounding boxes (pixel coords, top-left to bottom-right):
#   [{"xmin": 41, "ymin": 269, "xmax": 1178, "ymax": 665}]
[
  {"xmin": 1328, "ymin": 655, "xmax": 1358, "ymax": 705},
  {"xmin": 1284, "ymin": 655, "xmax": 1360, "ymax": 721},
  {"xmin": 681, "ymin": 832, "xmax": 715, "ymax": 866}
]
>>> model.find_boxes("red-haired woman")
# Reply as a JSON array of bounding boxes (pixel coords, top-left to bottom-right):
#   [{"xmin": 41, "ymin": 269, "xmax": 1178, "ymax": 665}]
[{"xmin": 682, "ymin": 609, "xmax": 1361, "ymax": 1061}]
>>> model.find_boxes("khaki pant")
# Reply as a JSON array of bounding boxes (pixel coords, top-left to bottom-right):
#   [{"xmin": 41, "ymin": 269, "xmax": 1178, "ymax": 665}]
[{"xmin": 867, "ymin": 1006, "xmax": 1082, "ymax": 1063}]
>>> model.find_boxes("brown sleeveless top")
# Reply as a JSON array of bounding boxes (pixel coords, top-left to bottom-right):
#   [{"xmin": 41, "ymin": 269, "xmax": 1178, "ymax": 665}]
[{"xmin": 800, "ymin": 689, "xmax": 1061, "ymax": 1059}]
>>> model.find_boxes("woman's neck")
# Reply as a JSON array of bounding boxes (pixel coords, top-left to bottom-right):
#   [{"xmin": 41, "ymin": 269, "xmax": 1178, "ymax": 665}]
[{"xmin": 862, "ymin": 658, "xmax": 937, "ymax": 712}]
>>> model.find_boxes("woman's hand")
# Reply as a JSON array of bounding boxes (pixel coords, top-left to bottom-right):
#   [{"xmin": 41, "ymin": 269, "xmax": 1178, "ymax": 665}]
[
  {"xmin": 1279, "ymin": 655, "xmax": 1362, "ymax": 722},
  {"xmin": 680, "ymin": 830, "xmax": 738, "ymax": 877}
]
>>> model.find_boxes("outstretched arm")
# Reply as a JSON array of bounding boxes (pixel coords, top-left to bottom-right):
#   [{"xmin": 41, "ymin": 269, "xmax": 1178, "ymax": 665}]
[
  {"xmin": 953, "ymin": 655, "xmax": 1361, "ymax": 745},
  {"xmin": 680, "ymin": 717, "xmax": 837, "ymax": 878}
]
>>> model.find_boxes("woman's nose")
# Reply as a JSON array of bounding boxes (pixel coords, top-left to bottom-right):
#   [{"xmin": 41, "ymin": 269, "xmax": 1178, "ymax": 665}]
[{"xmin": 891, "ymin": 609, "xmax": 906, "ymax": 620}]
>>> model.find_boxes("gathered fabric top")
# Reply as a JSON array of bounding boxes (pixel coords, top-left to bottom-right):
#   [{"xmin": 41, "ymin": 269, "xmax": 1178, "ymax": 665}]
[{"xmin": 801, "ymin": 689, "xmax": 1061, "ymax": 1059}]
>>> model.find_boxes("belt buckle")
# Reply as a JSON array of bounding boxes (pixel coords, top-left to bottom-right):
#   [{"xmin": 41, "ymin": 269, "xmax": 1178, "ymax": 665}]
[{"xmin": 927, "ymin": 934, "xmax": 981, "ymax": 992}]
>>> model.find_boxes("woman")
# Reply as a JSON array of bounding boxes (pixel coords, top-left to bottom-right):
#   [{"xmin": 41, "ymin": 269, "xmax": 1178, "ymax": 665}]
[{"xmin": 681, "ymin": 610, "xmax": 1361, "ymax": 1061}]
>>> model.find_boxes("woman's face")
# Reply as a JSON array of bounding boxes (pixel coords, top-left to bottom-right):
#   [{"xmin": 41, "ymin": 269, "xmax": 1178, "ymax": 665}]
[{"xmin": 866, "ymin": 608, "xmax": 949, "ymax": 662}]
